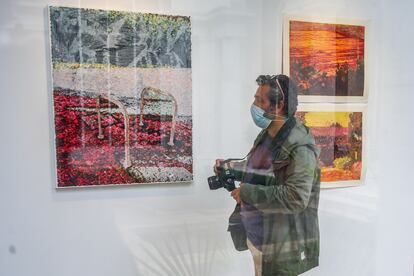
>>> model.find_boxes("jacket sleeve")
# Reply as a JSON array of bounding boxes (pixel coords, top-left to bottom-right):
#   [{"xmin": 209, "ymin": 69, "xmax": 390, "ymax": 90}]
[{"xmin": 239, "ymin": 145, "xmax": 318, "ymax": 214}]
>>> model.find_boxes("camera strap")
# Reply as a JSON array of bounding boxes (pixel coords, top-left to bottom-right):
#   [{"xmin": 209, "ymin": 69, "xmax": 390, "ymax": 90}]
[
  {"xmin": 222, "ymin": 116, "xmax": 296, "ymax": 181},
  {"xmin": 247, "ymin": 116, "xmax": 296, "ymax": 160},
  {"xmin": 269, "ymin": 116, "xmax": 297, "ymax": 160}
]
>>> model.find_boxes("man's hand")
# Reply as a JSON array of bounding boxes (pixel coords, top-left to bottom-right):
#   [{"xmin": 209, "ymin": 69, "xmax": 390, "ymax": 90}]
[
  {"xmin": 231, "ymin": 183, "xmax": 244, "ymax": 203},
  {"xmin": 214, "ymin": 159, "xmax": 224, "ymax": 175}
]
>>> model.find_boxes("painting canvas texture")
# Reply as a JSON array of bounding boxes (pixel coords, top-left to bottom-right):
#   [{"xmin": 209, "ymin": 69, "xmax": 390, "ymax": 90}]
[
  {"xmin": 48, "ymin": 6, "xmax": 192, "ymax": 187},
  {"xmin": 296, "ymin": 110, "xmax": 363, "ymax": 186},
  {"xmin": 285, "ymin": 19, "xmax": 365, "ymax": 100}
]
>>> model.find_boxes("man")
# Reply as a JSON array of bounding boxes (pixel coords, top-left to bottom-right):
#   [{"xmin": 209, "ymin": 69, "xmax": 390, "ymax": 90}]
[{"xmin": 215, "ymin": 75, "xmax": 321, "ymax": 276}]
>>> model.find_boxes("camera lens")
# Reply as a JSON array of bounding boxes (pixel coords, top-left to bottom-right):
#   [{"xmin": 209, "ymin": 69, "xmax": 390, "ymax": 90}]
[{"xmin": 208, "ymin": 176, "xmax": 223, "ymax": 190}]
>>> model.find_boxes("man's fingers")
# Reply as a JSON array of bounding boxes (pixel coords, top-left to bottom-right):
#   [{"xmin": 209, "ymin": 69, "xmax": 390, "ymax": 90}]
[
  {"xmin": 215, "ymin": 160, "xmax": 220, "ymax": 167},
  {"xmin": 214, "ymin": 159, "xmax": 223, "ymax": 175}
]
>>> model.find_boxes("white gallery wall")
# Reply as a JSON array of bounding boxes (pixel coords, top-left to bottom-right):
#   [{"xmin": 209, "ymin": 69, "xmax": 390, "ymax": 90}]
[{"xmin": 0, "ymin": 0, "xmax": 413, "ymax": 276}]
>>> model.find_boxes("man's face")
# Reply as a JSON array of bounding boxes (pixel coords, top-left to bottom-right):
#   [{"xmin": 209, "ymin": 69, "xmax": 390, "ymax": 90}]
[{"xmin": 253, "ymin": 85, "xmax": 273, "ymax": 112}]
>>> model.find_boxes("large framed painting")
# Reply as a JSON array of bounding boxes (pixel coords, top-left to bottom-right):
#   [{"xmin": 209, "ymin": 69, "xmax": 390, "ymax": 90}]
[
  {"xmin": 296, "ymin": 104, "xmax": 367, "ymax": 188},
  {"xmin": 283, "ymin": 16, "xmax": 368, "ymax": 103},
  {"xmin": 48, "ymin": 6, "xmax": 192, "ymax": 188}
]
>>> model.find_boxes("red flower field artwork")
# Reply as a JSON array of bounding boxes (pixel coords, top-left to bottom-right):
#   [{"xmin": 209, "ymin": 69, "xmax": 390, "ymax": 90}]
[
  {"xmin": 53, "ymin": 92, "xmax": 193, "ymax": 187},
  {"xmin": 49, "ymin": 7, "xmax": 193, "ymax": 187}
]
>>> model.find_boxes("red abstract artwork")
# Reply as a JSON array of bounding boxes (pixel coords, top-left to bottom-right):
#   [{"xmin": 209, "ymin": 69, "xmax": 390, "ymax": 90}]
[{"xmin": 287, "ymin": 20, "xmax": 365, "ymax": 98}]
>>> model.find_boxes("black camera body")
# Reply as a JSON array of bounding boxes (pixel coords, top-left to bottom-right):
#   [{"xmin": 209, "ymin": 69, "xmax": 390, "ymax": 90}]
[{"xmin": 208, "ymin": 160, "xmax": 236, "ymax": 192}]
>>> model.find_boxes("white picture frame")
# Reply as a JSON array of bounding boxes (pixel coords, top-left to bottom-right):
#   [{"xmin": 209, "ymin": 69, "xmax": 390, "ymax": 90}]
[
  {"xmin": 297, "ymin": 103, "xmax": 368, "ymax": 188},
  {"xmin": 283, "ymin": 15, "xmax": 369, "ymax": 103},
  {"xmin": 47, "ymin": 6, "xmax": 193, "ymax": 188}
]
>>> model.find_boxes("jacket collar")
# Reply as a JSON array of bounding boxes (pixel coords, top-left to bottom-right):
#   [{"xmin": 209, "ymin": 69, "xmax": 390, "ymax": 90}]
[{"xmin": 251, "ymin": 117, "xmax": 320, "ymax": 160}]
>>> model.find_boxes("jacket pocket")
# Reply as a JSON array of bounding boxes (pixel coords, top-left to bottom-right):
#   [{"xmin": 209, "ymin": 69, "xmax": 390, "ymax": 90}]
[
  {"xmin": 272, "ymin": 158, "xmax": 291, "ymax": 185},
  {"xmin": 272, "ymin": 158, "xmax": 290, "ymax": 172}
]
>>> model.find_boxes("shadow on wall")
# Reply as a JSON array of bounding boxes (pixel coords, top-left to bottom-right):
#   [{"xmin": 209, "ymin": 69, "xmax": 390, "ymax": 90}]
[{"xmin": 123, "ymin": 221, "xmax": 254, "ymax": 276}]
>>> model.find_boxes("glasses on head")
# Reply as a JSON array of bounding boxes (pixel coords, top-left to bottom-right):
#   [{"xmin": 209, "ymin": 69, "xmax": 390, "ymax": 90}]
[{"xmin": 255, "ymin": 75, "xmax": 285, "ymax": 103}]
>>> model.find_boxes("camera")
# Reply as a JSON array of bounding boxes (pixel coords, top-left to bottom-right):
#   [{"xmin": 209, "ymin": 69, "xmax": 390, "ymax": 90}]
[{"xmin": 208, "ymin": 159, "xmax": 236, "ymax": 192}]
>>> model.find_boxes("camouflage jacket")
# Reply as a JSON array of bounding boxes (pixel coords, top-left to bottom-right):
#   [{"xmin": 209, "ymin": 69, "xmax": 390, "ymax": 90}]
[{"xmin": 232, "ymin": 117, "xmax": 321, "ymax": 276}]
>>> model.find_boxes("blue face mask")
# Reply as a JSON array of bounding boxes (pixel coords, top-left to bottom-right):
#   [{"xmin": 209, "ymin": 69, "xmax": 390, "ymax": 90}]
[
  {"xmin": 250, "ymin": 104, "xmax": 272, "ymax": 129},
  {"xmin": 250, "ymin": 104, "xmax": 288, "ymax": 129}
]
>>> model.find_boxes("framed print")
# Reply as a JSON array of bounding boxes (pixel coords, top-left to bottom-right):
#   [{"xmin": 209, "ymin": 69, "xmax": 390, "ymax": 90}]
[
  {"xmin": 283, "ymin": 15, "xmax": 368, "ymax": 103},
  {"xmin": 48, "ymin": 6, "xmax": 192, "ymax": 188},
  {"xmin": 296, "ymin": 104, "xmax": 367, "ymax": 188}
]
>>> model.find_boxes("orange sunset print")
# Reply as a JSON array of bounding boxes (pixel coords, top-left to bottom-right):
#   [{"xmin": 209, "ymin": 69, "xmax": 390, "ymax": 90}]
[
  {"xmin": 296, "ymin": 111, "xmax": 363, "ymax": 183},
  {"xmin": 289, "ymin": 20, "xmax": 365, "ymax": 97}
]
